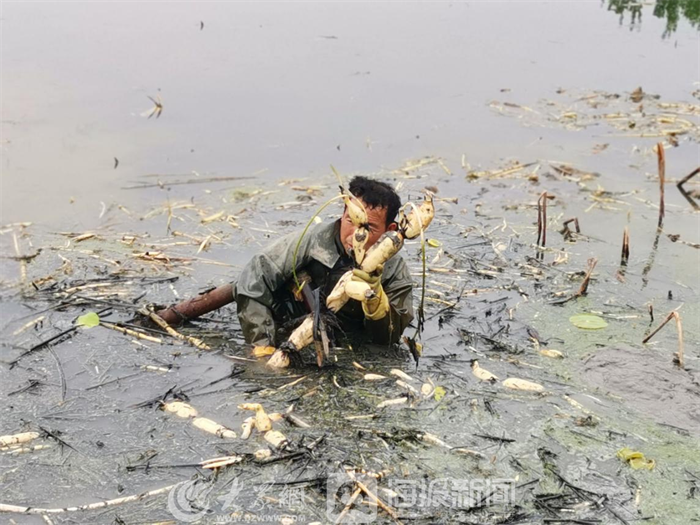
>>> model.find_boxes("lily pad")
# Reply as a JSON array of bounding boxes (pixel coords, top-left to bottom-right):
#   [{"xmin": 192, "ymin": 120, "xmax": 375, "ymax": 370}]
[
  {"xmin": 76, "ymin": 312, "xmax": 100, "ymax": 328},
  {"xmin": 570, "ymin": 313, "xmax": 607, "ymax": 330}
]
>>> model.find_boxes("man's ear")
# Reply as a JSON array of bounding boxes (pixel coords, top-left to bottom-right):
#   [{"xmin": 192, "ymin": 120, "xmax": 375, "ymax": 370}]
[{"xmin": 387, "ymin": 222, "xmax": 398, "ymax": 231}]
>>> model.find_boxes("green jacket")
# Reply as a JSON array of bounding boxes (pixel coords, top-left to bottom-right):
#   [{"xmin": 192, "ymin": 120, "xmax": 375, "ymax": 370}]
[{"xmin": 233, "ymin": 220, "xmax": 414, "ymax": 347}]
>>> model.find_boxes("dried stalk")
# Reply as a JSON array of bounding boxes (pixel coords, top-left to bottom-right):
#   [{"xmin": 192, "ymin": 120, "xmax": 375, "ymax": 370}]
[
  {"xmin": 656, "ymin": 143, "xmax": 665, "ymax": 230},
  {"xmin": 12, "ymin": 315, "xmax": 45, "ymax": 336},
  {"xmin": 620, "ymin": 226, "xmax": 630, "ymax": 266},
  {"xmin": 101, "ymin": 322, "xmax": 162, "ymax": 344},
  {"xmin": 550, "ymin": 257, "xmax": 598, "ymax": 305},
  {"xmin": 564, "ymin": 217, "xmax": 581, "ymax": 233},
  {"xmin": 0, "ymin": 483, "xmax": 179, "ymax": 514},
  {"xmin": 677, "ymin": 166, "xmax": 700, "ymax": 211},
  {"xmin": 140, "ymin": 308, "xmax": 209, "ymax": 350},
  {"xmin": 642, "ymin": 310, "xmax": 684, "ymax": 367},
  {"xmin": 345, "ymin": 471, "xmax": 403, "ymax": 524},
  {"xmin": 335, "ymin": 487, "xmax": 362, "ymax": 524},
  {"xmin": 536, "ymin": 191, "xmax": 548, "ymax": 250},
  {"xmin": 577, "ymin": 258, "xmax": 598, "ymax": 296}
]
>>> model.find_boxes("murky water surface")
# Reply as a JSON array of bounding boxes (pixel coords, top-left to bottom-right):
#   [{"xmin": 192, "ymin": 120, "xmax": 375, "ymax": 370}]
[{"xmin": 1, "ymin": 2, "xmax": 699, "ymax": 524}]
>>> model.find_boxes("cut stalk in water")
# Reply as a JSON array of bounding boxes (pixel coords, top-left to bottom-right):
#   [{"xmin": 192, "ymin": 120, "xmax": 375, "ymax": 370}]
[
  {"xmin": 677, "ymin": 166, "xmax": 700, "ymax": 211},
  {"xmin": 560, "ymin": 217, "xmax": 581, "ymax": 241},
  {"xmin": 0, "ymin": 483, "xmax": 179, "ymax": 515},
  {"xmin": 577, "ymin": 258, "xmax": 598, "ymax": 296},
  {"xmin": 656, "ymin": 143, "xmax": 666, "ymax": 230},
  {"xmin": 139, "ymin": 307, "xmax": 209, "ymax": 350},
  {"xmin": 536, "ymin": 191, "xmax": 548, "ymax": 259},
  {"xmin": 642, "ymin": 310, "xmax": 684, "ymax": 368},
  {"xmin": 101, "ymin": 322, "xmax": 162, "ymax": 344},
  {"xmin": 564, "ymin": 217, "xmax": 581, "ymax": 233},
  {"xmin": 620, "ymin": 227, "xmax": 630, "ymax": 266},
  {"xmin": 551, "ymin": 257, "xmax": 598, "ymax": 305}
]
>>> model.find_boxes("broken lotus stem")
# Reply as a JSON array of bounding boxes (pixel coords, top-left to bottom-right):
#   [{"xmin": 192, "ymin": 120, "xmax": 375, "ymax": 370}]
[
  {"xmin": 621, "ymin": 226, "xmax": 630, "ymax": 266},
  {"xmin": 577, "ymin": 258, "xmax": 598, "ymax": 296},
  {"xmin": 642, "ymin": 310, "xmax": 684, "ymax": 368},
  {"xmin": 656, "ymin": 142, "xmax": 665, "ymax": 230},
  {"xmin": 139, "ymin": 307, "xmax": 209, "ymax": 350}
]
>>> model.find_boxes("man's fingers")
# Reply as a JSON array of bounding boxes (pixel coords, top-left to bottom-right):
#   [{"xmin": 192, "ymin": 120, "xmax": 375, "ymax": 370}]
[{"xmin": 351, "ymin": 268, "xmax": 381, "ymax": 284}]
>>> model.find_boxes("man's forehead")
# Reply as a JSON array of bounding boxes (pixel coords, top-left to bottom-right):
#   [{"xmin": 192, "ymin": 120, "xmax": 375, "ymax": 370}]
[{"xmin": 357, "ymin": 199, "xmax": 389, "ymax": 224}]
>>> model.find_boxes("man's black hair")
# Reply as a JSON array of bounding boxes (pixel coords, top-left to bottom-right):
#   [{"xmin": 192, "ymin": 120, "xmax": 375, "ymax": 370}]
[{"xmin": 348, "ymin": 176, "xmax": 401, "ymax": 226}]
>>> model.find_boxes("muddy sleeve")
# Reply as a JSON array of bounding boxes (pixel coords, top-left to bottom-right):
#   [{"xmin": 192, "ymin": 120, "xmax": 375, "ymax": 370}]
[
  {"xmin": 364, "ymin": 257, "xmax": 414, "ymax": 345},
  {"xmin": 235, "ymin": 231, "xmax": 312, "ymax": 346}
]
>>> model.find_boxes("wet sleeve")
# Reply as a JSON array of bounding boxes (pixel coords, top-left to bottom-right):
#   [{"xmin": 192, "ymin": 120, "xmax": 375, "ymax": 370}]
[
  {"xmin": 364, "ymin": 257, "xmax": 414, "ymax": 345},
  {"xmin": 235, "ymin": 231, "xmax": 312, "ymax": 346}
]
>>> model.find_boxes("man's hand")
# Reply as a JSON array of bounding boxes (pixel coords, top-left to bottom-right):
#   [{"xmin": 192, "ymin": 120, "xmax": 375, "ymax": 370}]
[{"xmin": 350, "ymin": 266, "xmax": 389, "ymax": 320}]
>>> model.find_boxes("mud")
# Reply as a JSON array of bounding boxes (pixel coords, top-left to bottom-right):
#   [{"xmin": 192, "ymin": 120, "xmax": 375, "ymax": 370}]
[{"xmin": 580, "ymin": 345, "xmax": 700, "ymax": 435}]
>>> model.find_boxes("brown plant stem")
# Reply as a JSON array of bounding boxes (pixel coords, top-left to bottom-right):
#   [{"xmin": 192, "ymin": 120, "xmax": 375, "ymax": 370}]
[
  {"xmin": 677, "ymin": 166, "xmax": 700, "ymax": 211},
  {"xmin": 657, "ymin": 143, "xmax": 665, "ymax": 230},
  {"xmin": 346, "ymin": 471, "xmax": 403, "ymax": 524},
  {"xmin": 577, "ymin": 258, "xmax": 598, "ymax": 296},
  {"xmin": 140, "ymin": 308, "xmax": 210, "ymax": 350},
  {"xmin": 536, "ymin": 191, "xmax": 548, "ymax": 250},
  {"xmin": 620, "ymin": 226, "xmax": 630, "ymax": 266},
  {"xmin": 642, "ymin": 310, "xmax": 684, "ymax": 368},
  {"xmin": 100, "ymin": 322, "xmax": 163, "ymax": 344},
  {"xmin": 0, "ymin": 483, "xmax": 179, "ymax": 514}
]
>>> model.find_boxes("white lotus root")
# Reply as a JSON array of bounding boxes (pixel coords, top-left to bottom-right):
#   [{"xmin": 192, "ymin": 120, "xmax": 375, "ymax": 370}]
[{"xmin": 400, "ymin": 193, "xmax": 435, "ymax": 239}]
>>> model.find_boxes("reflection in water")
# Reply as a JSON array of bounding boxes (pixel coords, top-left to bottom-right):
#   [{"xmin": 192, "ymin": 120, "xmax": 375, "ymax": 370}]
[{"xmin": 607, "ymin": 0, "xmax": 700, "ymax": 37}]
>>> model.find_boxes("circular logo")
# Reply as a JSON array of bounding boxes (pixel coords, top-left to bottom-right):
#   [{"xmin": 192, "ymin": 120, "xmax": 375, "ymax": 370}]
[{"xmin": 167, "ymin": 479, "xmax": 213, "ymax": 523}]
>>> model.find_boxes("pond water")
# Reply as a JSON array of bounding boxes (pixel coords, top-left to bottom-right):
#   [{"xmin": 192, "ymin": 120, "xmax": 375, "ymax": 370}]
[{"xmin": 1, "ymin": 2, "xmax": 699, "ymax": 524}]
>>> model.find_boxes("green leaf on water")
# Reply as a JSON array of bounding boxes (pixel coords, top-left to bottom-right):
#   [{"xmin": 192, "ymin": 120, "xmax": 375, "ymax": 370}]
[
  {"xmin": 433, "ymin": 386, "xmax": 446, "ymax": 402},
  {"xmin": 569, "ymin": 313, "xmax": 607, "ymax": 330},
  {"xmin": 76, "ymin": 312, "xmax": 100, "ymax": 328},
  {"xmin": 427, "ymin": 239, "xmax": 442, "ymax": 248}
]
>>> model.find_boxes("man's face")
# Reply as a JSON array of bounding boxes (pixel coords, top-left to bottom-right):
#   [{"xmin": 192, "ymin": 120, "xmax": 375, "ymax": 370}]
[{"xmin": 339, "ymin": 199, "xmax": 395, "ymax": 255}]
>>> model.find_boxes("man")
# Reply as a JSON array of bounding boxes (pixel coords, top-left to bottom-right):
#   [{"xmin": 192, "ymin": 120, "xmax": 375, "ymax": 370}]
[{"xmin": 156, "ymin": 177, "xmax": 414, "ymax": 364}]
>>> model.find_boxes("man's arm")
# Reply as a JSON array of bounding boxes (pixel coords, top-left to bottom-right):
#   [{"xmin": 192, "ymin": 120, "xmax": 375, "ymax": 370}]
[
  {"xmin": 364, "ymin": 258, "xmax": 414, "ymax": 345},
  {"xmin": 235, "ymin": 227, "xmax": 318, "ymax": 346}
]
